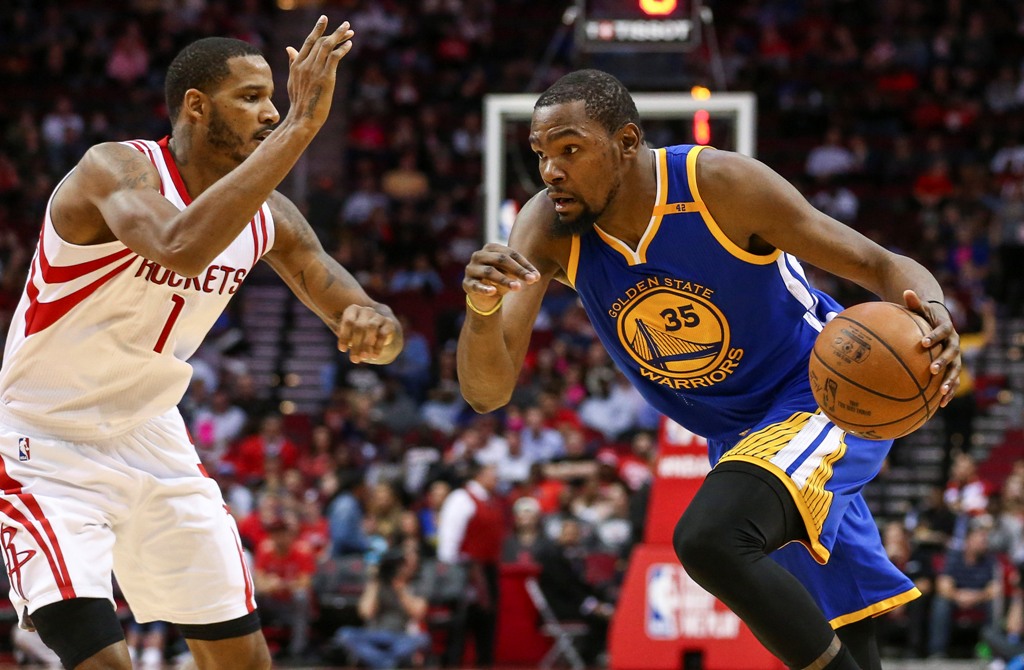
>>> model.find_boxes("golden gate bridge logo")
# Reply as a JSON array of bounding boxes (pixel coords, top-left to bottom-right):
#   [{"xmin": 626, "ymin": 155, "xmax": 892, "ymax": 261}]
[
  {"xmin": 616, "ymin": 287, "xmax": 732, "ymax": 380},
  {"xmin": 629, "ymin": 318, "xmax": 722, "ymax": 370}
]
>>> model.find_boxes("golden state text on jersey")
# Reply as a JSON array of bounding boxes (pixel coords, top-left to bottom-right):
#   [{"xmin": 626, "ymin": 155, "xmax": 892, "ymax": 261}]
[{"xmin": 566, "ymin": 144, "xmax": 844, "ymax": 447}]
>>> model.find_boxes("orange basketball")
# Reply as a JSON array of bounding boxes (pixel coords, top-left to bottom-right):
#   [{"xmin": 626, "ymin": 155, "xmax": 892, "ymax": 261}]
[{"xmin": 808, "ymin": 301, "xmax": 945, "ymax": 440}]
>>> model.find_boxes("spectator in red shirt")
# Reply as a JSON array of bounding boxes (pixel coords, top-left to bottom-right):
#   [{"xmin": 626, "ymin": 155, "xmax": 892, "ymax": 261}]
[
  {"xmin": 944, "ymin": 453, "xmax": 989, "ymax": 519},
  {"xmin": 237, "ymin": 493, "xmax": 282, "ymax": 551},
  {"xmin": 298, "ymin": 424, "xmax": 336, "ymax": 483},
  {"xmin": 229, "ymin": 414, "xmax": 300, "ymax": 485},
  {"xmin": 617, "ymin": 430, "xmax": 655, "ymax": 493},
  {"xmin": 298, "ymin": 493, "xmax": 330, "ymax": 560},
  {"xmin": 437, "ymin": 463, "xmax": 506, "ymax": 667},
  {"xmin": 254, "ymin": 516, "xmax": 316, "ymax": 660},
  {"xmin": 913, "ymin": 159, "xmax": 956, "ymax": 208}
]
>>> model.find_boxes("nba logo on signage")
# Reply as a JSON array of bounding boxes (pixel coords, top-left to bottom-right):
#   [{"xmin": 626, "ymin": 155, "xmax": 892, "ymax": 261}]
[
  {"xmin": 645, "ymin": 563, "xmax": 742, "ymax": 640},
  {"xmin": 646, "ymin": 564, "xmax": 681, "ymax": 638},
  {"xmin": 17, "ymin": 437, "xmax": 29, "ymax": 462}
]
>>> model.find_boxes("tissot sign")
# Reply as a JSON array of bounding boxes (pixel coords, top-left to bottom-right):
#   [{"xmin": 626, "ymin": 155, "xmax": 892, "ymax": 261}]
[{"xmin": 576, "ymin": 0, "xmax": 702, "ymax": 52}]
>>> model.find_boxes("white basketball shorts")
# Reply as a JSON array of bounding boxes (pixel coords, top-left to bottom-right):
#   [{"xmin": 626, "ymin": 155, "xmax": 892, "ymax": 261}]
[{"xmin": 0, "ymin": 408, "xmax": 256, "ymax": 625}]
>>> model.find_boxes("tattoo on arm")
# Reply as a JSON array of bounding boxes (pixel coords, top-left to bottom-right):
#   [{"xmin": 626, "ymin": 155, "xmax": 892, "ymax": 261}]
[
  {"xmin": 292, "ymin": 268, "xmax": 311, "ymax": 298},
  {"xmin": 303, "ymin": 87, "xmax": 323, "ymax": 119},
  {"xmin": 319, "ymin": 261, "xmax": 337, "ymax": 292}
]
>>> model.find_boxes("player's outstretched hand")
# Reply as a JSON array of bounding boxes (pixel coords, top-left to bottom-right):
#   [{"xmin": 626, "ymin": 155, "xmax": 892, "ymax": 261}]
[
  {"xmin": 336, "ymin": 304, "xmax": 402, "ymax": 365},
  {"xmin": 283, "ymin": 16, "xmax": 355, "ymax": 131},
  {"xmin": 904, "ymin": 289, "xmax": 962, "ymax": 407},
  {"xmin": 463, "ymin": 243, "xmax": 540, "ymax": 313}
]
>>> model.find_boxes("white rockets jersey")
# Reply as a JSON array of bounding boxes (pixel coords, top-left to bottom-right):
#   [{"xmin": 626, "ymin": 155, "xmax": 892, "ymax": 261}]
[{"xmin": 0, "ymin": 138, "xmax": 275, "ymax": 441}]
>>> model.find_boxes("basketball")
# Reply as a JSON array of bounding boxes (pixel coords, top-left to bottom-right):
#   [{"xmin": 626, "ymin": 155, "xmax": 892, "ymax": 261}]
[{"xmin": 808, "ymin": 301, "xmax": 945, "ymax": 440}]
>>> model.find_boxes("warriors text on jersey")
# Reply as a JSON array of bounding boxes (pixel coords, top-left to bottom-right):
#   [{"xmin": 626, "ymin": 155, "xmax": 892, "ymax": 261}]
[
  {"xmin": 567, "ymin": 144, "xmax": 842, "ymax": 452},
  {"xmin": 0, "ymin": 138, "xmax": 274, "ymax": 441}
]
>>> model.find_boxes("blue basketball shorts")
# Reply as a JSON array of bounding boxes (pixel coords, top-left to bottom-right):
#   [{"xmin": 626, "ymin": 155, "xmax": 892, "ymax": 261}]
[{"xmin": 712, "ymin": 396, "xmax": 920, "ymax": 626}]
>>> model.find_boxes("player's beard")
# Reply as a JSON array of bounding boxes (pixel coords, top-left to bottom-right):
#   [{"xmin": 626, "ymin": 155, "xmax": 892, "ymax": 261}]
[
  {"xmin": 549, "ymin": 178, "xmax": 621, "ymax": 238},
  {"xmin": 207, "ymin": 108, "xmax": 252, "ymax": 164}
]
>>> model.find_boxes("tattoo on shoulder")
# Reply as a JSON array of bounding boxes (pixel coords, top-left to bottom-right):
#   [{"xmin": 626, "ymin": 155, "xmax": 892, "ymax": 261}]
[{"xmin": 111, "ymin": 153, "xmax": 159, "ymax": 191}]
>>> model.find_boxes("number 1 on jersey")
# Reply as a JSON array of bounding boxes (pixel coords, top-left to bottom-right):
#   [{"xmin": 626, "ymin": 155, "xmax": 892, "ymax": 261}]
[{"xmin": 154, "ymin": 295, "xmax": 185, "ymax": 353}]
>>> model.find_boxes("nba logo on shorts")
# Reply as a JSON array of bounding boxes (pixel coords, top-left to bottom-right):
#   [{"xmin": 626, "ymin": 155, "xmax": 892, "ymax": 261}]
[
  {"xmin": 17, "ymin": 437, "xmax": 29, "ymax": 462},
  {"xmin": 645, "ymin": 563, "xmax": 681, "ymax": 639}
]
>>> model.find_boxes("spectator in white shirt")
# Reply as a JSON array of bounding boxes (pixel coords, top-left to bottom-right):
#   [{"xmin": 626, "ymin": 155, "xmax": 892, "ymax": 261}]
[
  {"xmin": 805, "ymin": 126, "xmax": 857, "ymax": 179},
  {"xmin": 436, "ymin": 464, "xmax": 504, "ymax": 667},
  {"xmin": 495, "ymin": 430, "xmax": 536, "ymax": 490},
  {"xmin": 520, "ymin": 405, "xmax": 565, "ymax": 463},
  {"xmin": 191, "ymin": 389, "xmax": 248, "ymax": 467},
  {"xmin": 578, "ymin": 371, "xmax": 642, "ymax": 441}
]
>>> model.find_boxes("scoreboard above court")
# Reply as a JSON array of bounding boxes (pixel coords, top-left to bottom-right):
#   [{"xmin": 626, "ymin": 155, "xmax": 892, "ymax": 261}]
[{"xmin": 576, "ymin": 0, "xmax": 702, "ymax": 52}]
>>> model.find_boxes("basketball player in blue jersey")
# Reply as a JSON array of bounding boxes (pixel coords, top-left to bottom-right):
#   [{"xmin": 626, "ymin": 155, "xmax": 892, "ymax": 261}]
[{"xmin": 457, "ymin": 70, "xmax": 961, "ymax": 670}]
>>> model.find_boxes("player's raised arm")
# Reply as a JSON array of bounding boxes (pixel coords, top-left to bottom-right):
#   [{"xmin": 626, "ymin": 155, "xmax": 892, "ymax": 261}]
[
  {"xmin": 695, "ymin": 148, "xmax": 961, "ymax": 405},
  {"xmin": 57, "ymin": 17, "xmax": 355, "ymax": 277},
  {"xmin": 263, "ymin": 191, "xmax": 403, "ymax": 365},
  {"xmin": 456, "ymin": 193, "xmax": 569, "ymax": 413}
]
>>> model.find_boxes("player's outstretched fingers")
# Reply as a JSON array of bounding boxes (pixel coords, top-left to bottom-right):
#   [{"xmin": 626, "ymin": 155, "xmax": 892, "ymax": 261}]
[
  {"xmin": 328, "ymin": 33, "xmax": 355, "ymax": 62},
  {"xmin": 326, "ymin": 22, "xmax": 354, "ymax": 54},
  {"xmin": 295, "ymin": 15, "xmax": 328, "ymax": 63},
  {"xmin": 312, "ymin": 21, "xmax": 352, "ymax": 64}
]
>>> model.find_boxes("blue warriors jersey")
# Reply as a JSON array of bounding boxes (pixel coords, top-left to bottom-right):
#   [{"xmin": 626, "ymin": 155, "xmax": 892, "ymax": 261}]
[
  {"xmin": 567, "ymin": 144, "xmax": 843, "ymax": 453},
  {"xmin": 567, "ymin": 144, "xmax": 919, "ymax": 624}
]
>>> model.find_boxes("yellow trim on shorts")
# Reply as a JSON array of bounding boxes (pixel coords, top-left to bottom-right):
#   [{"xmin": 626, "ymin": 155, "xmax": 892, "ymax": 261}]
[
  {"xmin": 803, "ymin": 434, "xmax": 847, "ymax": 525},
  {"xmin": 719, "ymin": 411, "xmax": 848, "ymax": 565},
  {"xmin": 726, "ymin": 411, "xmax": 814, "ymax": 461},
  {"xmin": 566, "ymin": 234, "xmax": 580, "ymax": 287},
  {"xmin": 716, "ymin": 454, "xmax": 831, "ymax": 565},
  {"xmin": 829, "ymin": 587, "xmax": 922, "ymax": 629},
  {"xmin": 685, "ymin": 145, "xmax": 782, "ymax": 266}
]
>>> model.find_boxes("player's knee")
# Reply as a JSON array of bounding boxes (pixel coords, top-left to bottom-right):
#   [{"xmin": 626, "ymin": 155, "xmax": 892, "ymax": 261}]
[
  {"xmin": 179, "ymin": 612, "xmax": 271, "ymax": 670},
  {"xmin": 30, "ymin": 597, "xmax": 128, "ymax": 669},
  {"xmin": 239, "ymin": 641, "xmax": 272, "ymax": 670},
  {"xmin": 673, "ymin": 514, "xmax": 732, "ymax": 578},
  {"xmin": 188, "ymin": 637, "xmax": 272, "ymax": 670}
]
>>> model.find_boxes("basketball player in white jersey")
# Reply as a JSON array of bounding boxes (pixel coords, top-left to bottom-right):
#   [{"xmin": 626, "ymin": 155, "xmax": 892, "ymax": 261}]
[{"xmin": 0, "ymin": 17, "xmax": 403, "ymax": 670}]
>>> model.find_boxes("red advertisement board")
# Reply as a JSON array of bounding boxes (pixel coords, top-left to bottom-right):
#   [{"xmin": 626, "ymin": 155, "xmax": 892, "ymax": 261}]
[{"xmin": 608, "ymin": 417, "xmax": 784, "ymax": 670}]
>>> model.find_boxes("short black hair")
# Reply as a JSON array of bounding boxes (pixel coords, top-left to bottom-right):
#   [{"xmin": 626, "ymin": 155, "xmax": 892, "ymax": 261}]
[
  {"xmin": 535, "ymin": 69, "xmax": 643, "ymax": 139},
  {"xmin": 165, "ymin": 37, "xmax": 263, "ymax": 123}
]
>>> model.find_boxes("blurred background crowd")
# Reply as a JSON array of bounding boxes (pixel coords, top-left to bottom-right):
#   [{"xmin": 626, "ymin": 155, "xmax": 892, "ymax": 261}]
[{"xmin": 2, "ymin": 0, "xmax": 1024, "ymax": 667}]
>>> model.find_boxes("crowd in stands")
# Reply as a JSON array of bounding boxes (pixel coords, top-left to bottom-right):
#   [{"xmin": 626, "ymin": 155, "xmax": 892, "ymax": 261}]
[{"xmin": 2, "ymin": 0, "xmax": 1024, "ymax": 665}]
